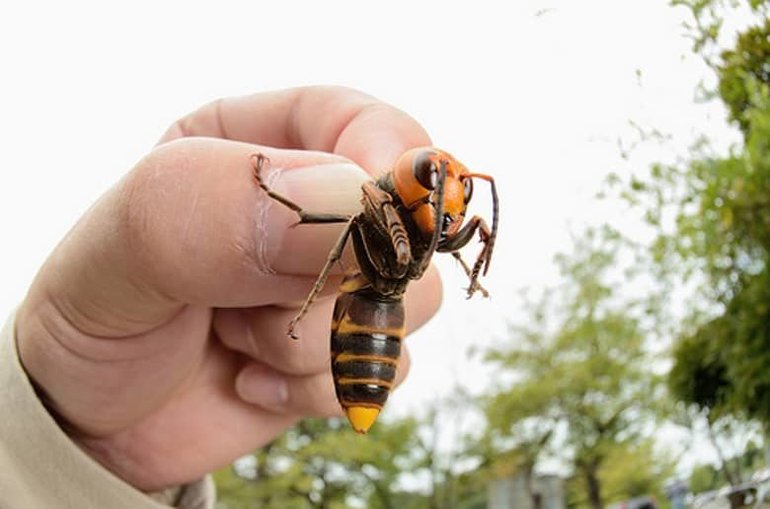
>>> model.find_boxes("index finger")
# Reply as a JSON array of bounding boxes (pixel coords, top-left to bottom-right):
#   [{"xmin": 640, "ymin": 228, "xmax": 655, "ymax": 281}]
[{"xmin": 159, "ymin": 86, "xmax": 433, "ymax": 174}]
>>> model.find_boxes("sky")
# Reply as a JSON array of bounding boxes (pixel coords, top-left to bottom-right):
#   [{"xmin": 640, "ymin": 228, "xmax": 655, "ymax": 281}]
[{"xmin": 0, "ymin": 0, "xmax": 747, "ymax": 475}]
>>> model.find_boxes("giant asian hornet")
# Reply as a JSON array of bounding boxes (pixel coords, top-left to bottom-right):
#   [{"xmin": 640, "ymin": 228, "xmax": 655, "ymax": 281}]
[{"xmin": 252, "ymin": 148, "xmax": 498, "ymax": 433}]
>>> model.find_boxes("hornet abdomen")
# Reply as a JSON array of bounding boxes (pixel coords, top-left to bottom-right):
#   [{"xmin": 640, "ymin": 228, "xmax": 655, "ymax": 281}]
[{"xmin": 330, "ymin": 272, "xmax": 405, "ymax": 433}]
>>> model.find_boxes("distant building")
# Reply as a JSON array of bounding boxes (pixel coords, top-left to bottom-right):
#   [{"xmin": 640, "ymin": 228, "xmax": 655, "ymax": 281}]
[{"xmin": 488, "ymin": 473, "xmax": 565, "ymax": 509}]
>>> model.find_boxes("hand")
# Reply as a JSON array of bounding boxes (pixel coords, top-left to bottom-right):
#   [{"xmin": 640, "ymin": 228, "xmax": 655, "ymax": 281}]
[{"xmin": 16, "ymin": 86, "xmax": 442, "ymax": 491}]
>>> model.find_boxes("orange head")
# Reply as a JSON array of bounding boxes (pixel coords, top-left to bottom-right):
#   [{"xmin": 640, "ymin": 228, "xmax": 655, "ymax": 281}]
[{"xmin": 392, "ymin": 147, "xmax": 473, "ymax": 239}]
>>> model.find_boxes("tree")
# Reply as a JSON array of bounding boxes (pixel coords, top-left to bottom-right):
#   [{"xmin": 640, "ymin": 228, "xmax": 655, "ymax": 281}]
[
  {"xmin": 669, "ymin": 268, "xmax": 770, "ymax": 426},
  {"xmin": 719, "ymin": 17, "xmax": 770, "ymax": 133},
  {"xmin": 214, "ymin": 417, "xmax": 422, "ymax": 509},
  {"xmin": 408, "ymin": 389, "xmax": 489, "ymax": 509},
  {"xmin": 485, "ymin": 228, "xmax": 662, "ymax": 509},
  {"xmin": 599, "ymin": 439, "xmax": 676, "ymax": 507},
  {"xmin": 609, "ymin": 7, "xmax": 770, "ymax": 505},
  {"xmin": 213, "ymin": 397, "xmax": 490, "ymax": 509},
  {"xmin": 621, "ymin": 0, "xmax": 770, "ymax": 434}
]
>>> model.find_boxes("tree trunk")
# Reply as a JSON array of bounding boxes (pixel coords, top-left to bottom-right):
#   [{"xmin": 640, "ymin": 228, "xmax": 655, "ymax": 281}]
[
  {"xmin": 584, "ymin": 464, "xmax": 602, "ymax": 509},
  {"xmin": 523, "ymin": 464, "xmax": 542, "ymax": 509}
]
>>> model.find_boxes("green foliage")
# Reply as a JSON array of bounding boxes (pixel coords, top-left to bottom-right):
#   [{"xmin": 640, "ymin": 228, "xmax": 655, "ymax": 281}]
[
  {"xmin": 622, "ymin": 0, "xmax": 770, "ymax": 433},
  {"xmin": 702, "ymin": 269, "xmax": 770, "ymax": 423},
  {"xmin": 214, "ymin": 417, "xmax": 422, "ymax": 509},
  {"xmin": 215, "ymin": 401, "xmax": 491, "ymax": 509},
  {"xmin": 669, "ymin": 316, "xmax": 732, "ymax": 412},
  {"xmin": 690, "ymin": 463, "xmax": 721, "ymax": 493},
  {"xmin": 719, "ymin": 19, "xmax": 770, "ymax": 132},
  {"xmin": 671, "ymin": 0, "xmax": 770, "ymax": 61},
  {"xmin": 659, "ymin": 129, "xmax": 770, "ymax": 423},
  {"xmin": 599, "ymin": 440, "xmax": 676, "ymax": 506},
  {"xmin": 564, "ymin": 442, "xmax": 675, "ymax": 509}
]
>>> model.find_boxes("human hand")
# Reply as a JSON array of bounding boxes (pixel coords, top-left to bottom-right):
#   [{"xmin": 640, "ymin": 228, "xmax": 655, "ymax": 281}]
[{"xmin": 16, "ymin": 86, "xmax": 442, "ymax": 491}]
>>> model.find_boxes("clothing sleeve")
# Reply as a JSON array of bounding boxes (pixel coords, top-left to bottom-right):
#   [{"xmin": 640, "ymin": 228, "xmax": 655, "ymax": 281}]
[{"xmin": 0, "ymin": 312, "xmax": 216, "ymax": 509}]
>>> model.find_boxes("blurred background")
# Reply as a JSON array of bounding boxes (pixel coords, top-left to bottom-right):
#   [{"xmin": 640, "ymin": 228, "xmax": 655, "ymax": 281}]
[{"xmin": 2, "ymin": 1, "xmax": 770, "ymax": 507}]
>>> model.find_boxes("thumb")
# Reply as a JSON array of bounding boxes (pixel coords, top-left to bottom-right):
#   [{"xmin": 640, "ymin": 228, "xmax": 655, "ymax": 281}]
[{"xmin": 21, "ymin": 137, "xmax": 369, "ymax": 338}]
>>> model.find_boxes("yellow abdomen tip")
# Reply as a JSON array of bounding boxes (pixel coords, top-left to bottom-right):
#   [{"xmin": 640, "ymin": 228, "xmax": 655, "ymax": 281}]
[{"xmin": 345, "ymin": 406, "xmax": 380, "ymax": 434}]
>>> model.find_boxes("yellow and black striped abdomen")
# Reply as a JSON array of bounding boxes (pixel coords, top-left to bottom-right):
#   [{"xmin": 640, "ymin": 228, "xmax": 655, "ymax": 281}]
[{"xmin": 331, "ymin": 273, "xmax": 405, "ymax": 433}]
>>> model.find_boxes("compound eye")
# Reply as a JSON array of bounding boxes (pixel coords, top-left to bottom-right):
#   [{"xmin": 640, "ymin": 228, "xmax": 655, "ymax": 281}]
[
  {"xmin": 463, "ymin": 177, "xmax": 474, "ymax": 203},
  {"xmin": 412, "ymin": 151, "xmax": 438, "ymax": 190}
]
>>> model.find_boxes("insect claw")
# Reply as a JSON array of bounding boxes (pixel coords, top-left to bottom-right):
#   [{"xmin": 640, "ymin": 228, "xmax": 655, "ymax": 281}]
[
  {"xmin": 465, "ymin": 280, "xmax": 490, "ymax": 299},
  {"xmin": 288, "ymin": 320, "xmax": 300, "ymax": 340},
  {"xmin": 251, "ymin": 154, "xmax": 270, "ymax": 181}
]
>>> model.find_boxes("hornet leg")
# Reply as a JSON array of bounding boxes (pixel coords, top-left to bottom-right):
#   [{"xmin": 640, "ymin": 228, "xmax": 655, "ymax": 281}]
[
  {"xmin": 252, "ymin": 153, "xmax": 352, "ymax": 224},
  {"xmin": 286, "ymin": 218, "xmax": 355, "ymax": 339},
  {"xmin": 252, "ymin": 153, "xmax": 356, "ymax": 338},
  {"xmin": 439, "ymin": 216, "xmax": 493, "ymax": 298},
  {"xmin": 451, "ymin": 252, "xmax": 489, "ymax": 298}
]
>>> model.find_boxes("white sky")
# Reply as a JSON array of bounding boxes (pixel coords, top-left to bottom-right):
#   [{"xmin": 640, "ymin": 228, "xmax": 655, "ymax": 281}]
[{"xmin": 0, "ymin": 0, "xmax": 747, "ymax": 476}]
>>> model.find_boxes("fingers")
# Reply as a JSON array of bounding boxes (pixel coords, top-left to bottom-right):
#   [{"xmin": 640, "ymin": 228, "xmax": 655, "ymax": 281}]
[
  {"xmin": 214, "ymin": 296, "xmax": 338, "ymax": 377},
  {"xmin": 158, "ymin": 86, "xmax": 432, "ymax": 174},
  {"xmin": 214, "ymin": 267, "xmax": 441, "ymax": 416},
  {"xmin": 22, "ymin": 139, "xmax": 370, "ymax": 337},
  {"xmin": 123, "ymin": 139, "xmax": 365, "ymax": 295}
]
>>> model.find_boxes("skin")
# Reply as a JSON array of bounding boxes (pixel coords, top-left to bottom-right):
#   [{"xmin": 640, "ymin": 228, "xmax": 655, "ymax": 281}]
[{"xmin": 15, "ymin": 86, "xmax": 443, "ymax": 492}]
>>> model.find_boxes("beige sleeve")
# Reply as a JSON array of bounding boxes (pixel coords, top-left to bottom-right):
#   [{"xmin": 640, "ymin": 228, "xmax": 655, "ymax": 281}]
[{"xmin": 0, "ymin": 313, "xmax": 216, "ymax": 508}]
